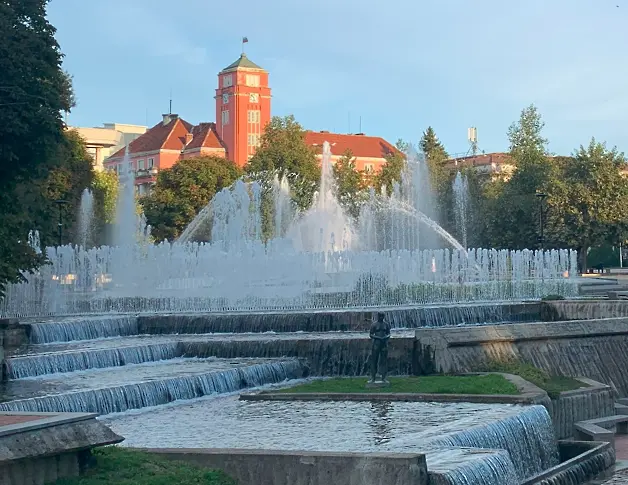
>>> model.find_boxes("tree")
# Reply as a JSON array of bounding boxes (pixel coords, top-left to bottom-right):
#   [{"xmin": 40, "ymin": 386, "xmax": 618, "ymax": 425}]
[
  {"xmin": 0, "ymin": 0, "xmax": 75, "ymax": 296},
  {"xmin": 420, "ymin": 127, "xmax": 449, "ymax": 190},
  {"xmin": 333, "ymin": 149, "xmax": 365, "ymax": 219},
  {"xmin": 246, "ymin": 115, "xmax": 319, "ymax": 210},
  {"xmin": 483, "ymin": 105, "xmax": 558, "ymax": 249},
  {"xmin": 140, "ymin": 156, "xmax": 242, "ymax": 241},
  {"xmin": 550, "ymin": 139, "xmax": 628, "ymax": 270},
  {"xmin": 375, "ymin": 142, "xmax": 406, "ymax": 195},
  {"xmin": 92, "ymin": 169, "xmax": 119, "ymax": 245}
]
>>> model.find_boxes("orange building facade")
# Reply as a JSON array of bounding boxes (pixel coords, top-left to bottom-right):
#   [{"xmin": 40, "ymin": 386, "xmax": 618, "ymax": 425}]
[{"xmin": 104, "ymin": 53, "xmax": 397, "ymax": 191}]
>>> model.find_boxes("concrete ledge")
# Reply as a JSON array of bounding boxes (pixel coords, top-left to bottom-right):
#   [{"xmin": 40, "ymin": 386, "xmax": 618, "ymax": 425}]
[
  {"xmin": 0, "ymin": 412, "xmax": 98, "ymax": 437},
  {"xmin": 521, "ymin": 440, "xmax": 615, "ymax": 485},
  {"xmin": 575, "ymin": 422, "xmax": 615, "ymax": 445},
  {"xmin": 0, "ymin": 412, "xmax": 123, "ymax": 485},
  {"xmin": 240, "ymin": 373, "xmax": 550, "ymax": 406},
  {"xmin": 141, "ymin": 448, "xmax": 429, "ymax": 485}
]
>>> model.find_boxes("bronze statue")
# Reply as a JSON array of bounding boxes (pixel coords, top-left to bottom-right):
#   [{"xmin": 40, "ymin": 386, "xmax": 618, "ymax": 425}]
[{"xmin": 369, "ymin": 312, "xmax": 391, "ymax": 383}]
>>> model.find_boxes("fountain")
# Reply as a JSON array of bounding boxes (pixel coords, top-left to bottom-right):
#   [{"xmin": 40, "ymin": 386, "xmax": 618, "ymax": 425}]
[
  {"xmin": 77, "ymin": 188, "xmax": 94, "ymax": 248},
  {"xmin": 453, "ymin": 172, "xmax": 470, "ymax": 249}
]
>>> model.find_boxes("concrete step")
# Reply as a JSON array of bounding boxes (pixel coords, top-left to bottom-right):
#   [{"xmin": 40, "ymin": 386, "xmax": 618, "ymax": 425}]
[
  {"xmin": 617, "ymin": 398, "xmax": 628, "ymax": 406},
  {"xmin": 615, "ymin": 403, "xmax": 628, "ymax": 415}
]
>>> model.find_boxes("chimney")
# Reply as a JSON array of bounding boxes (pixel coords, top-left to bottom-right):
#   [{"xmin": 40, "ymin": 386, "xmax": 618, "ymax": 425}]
[
  {"xmin": 185, "ymin": 133, "xmax": 193, "ymax": 145},
  {"xmin": 162, "ymin": 113, "xmax": 178, "ymax": 125}
]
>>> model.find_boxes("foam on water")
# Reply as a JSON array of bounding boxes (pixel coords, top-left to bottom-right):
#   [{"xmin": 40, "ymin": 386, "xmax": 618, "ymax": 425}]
[
  {"xmin": 29, "ymin": 315, "xmax": 138, "ymax": 344},
  {"xmin": 426, "ymin": 448, "xmax": 519, "ymax": 485},
  {"xmin": 5, "ymin": 342, "xmax": 179, "ymax": 379},
  {"xmin": 0, "ymin": 360, "xmax": 301, "ymax": 414}
]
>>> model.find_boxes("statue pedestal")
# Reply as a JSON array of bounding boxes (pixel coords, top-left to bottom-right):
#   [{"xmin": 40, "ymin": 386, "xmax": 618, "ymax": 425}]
[{"xmin": 366, "ymin": 380, "xmax": 390, "ymax": 389}]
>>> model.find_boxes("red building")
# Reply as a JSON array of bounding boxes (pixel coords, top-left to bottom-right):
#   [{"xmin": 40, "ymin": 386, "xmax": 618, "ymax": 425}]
[{"xmin": 104, "ymin": 53, "xmax": 397, "ymax": 192}]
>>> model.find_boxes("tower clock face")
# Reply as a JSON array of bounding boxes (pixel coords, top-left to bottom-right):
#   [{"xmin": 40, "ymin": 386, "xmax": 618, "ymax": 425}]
[
  {"xmin": 249, "ymin": 93, "xmax": 259, "ymax": 103},
  {"xmin": 222, "ymin": 93, "xmax": 229, "ymax": 104}
]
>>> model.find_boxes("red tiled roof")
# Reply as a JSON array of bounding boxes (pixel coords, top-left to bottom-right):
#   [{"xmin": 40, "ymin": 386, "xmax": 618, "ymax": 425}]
[
  {"xmin": 304, "ymin": 131, "xmax": 399, "ymax": 159},
  {"xmin": 109, "ymin": 116, "xmax": 194, "ymax": 159},
  {"xmin": 185, "ymin": 123, "xmax": 225, "ymax": 150}
]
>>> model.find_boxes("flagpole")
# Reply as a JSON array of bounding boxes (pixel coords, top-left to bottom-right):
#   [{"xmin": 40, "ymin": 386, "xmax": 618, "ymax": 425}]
[{"xmin": 241, "ymin": 36, "xmax": 248, "ymax": 55}]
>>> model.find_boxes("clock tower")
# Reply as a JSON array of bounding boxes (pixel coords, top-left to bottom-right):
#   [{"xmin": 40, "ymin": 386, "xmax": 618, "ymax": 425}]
[{"xmin": 215, "ymin": 53, "xmax": 271, "ymax": 168}]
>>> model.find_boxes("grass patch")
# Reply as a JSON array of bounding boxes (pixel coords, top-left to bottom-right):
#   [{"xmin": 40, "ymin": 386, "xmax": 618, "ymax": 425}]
[
  {"xmin": 277, "ymin": 374, "xmax": 520, "ymax": 395},
  {"xmin": 54, "ymin": 447, "xmax": 236, "ymax": 485},
  {"xmin": 478, "ymin": 360, "xmax": 585, "ymax": 399}
]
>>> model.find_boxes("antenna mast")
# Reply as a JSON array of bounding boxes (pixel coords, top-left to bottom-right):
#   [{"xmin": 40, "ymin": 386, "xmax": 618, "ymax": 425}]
[{"xmin": 467, "ymin": 127, "xmax": 478, "ymax": 156}]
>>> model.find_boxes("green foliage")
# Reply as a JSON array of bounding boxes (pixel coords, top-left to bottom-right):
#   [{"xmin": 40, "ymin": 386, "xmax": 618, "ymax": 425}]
[
  {"xmin": 0, "ymin": 0, "xmax": 76, "ymax": 297},
  {"xmin": 53, "ymin": 447, "xmax": 236, "ymax": 485},
  {"xmin": 92, "ymin": 170, "xmax": 119, "ymax": 224},
  {"xmin": 375, "ymin": 150, "xmax": 406, "ymax": 195},
  {"xmin": 477, "ymin": 359, "xmax": 584, "ymax": 399},
  {"xmin": 246, "ymin": 115, "xmax": 320, "ymax": 210},
  {"xmin": 420, "ymin": 126, "xmax": 449, "ymax": 192},
  {"xmin": 333, "ymin": 149, "xmax": 365, "ymax": 219},
  {"xmin": 482, "ymin": 105, "xmax": 557, "ymax": 249},
  {"xmin": 141, "ymin": 156, "xmax": 242, "ymax": 242},
  {"xmin": 550, "ymin": 139, "xmax": 628, "ymax": 269},
  {"xmin": 277, "ymin": 375, "xmax": 520, "ymax": 395}
]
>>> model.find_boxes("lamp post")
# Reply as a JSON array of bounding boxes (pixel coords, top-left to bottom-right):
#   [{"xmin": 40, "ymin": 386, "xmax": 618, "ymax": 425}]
[
  {"xmin": 535, "ymin": 192, "xmax": 548, "ymax": 251},
  {"xmin": 54, "ymin": 199, "xmax": 68, "ymax": 247}
]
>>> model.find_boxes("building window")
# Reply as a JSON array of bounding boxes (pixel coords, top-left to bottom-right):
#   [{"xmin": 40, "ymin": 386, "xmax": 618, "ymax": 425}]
[
  {"xmin": 223, "ymin": 75, "xmax": 233, "ymax": 87},
  {"xmin": 148, "ymin": 158, "xmax": 154, "ymax": 168},
  {"xmin": 249, "ymin": 93, "xmax": 259, "ymax": 103},
  {"xmin": 247, "ymin": 110, "xmax": 261, "ymax": 123},
  {"xmin": 138, "ymin": 159, "xmax": 145, "ymax": 170},
  {"xmin": 364, "ymin": 163, "xmax": 374, "ymax": 174},
  {"xmin": 245, "ymin": 74, "xmax": 260, "ymax": 87},
  {"xmin": 222, "ymin": 110, "xmax": 230, "ymax": 125},
  {"xmin": 247, "ymin": 134, "xmax": 260, "ymax": 147}
]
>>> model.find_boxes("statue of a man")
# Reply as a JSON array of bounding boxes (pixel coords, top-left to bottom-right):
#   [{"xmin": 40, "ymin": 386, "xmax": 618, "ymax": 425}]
[{"xmin": 369, "ymin": 312, "xmax": 391, "ymax": 383}]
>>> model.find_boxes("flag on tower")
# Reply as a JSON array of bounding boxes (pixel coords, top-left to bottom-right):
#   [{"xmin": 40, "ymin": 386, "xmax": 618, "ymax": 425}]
[{"xmin": 242, "ymin": 36, "xmax": 249, "ymax": 44}]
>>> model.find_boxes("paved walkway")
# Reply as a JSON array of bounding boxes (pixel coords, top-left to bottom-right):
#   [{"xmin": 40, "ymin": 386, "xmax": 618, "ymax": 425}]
[{"xmin": 0, "ymin": 414, "xmax": 49, "ymax": 427}]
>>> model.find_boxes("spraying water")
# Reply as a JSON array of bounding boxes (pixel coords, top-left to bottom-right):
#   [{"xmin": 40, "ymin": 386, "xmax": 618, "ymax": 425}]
[
  {"xmin": 288, "ymin": 142, "xmax": 355, "ymax": 252},
  {"xmin": 453, "ymin": 172, "xmax": 470, "ymax": 249},
  {"xmin": 77, "ymin": 188, "xmax": 94, "ymax": 248}
]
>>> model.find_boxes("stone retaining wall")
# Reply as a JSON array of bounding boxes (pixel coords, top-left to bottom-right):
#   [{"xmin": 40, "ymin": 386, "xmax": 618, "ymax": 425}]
[
  {"xmin": 415, "ymin": 318, "xmax": 628, "ymax": 395},
  {"xmin": 143, "ymin": 448, "xmax": 428, "ymax": 485},
  {"xmin": 547, "ymin": 378, "xmax": 615, "ymax": 440}
]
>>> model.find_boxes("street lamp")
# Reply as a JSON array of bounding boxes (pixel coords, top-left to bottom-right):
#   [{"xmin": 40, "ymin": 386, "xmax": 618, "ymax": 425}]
[
  {"xmin": 535, "ymin": 192, "xmax": 548, "ymax": 251},
  {"xmin": 54, "ymin": 199, "xmax": 68, "ymax": 247}
]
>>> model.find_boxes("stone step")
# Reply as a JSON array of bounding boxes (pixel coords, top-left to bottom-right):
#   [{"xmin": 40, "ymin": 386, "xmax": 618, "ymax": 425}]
[
  {"xmin": 616, "ymin": 403, "xmax": 628, "ymax": 415},
  {"xmin": 617, "ymin": 398, "xmax": 628, "ymax": 406}
]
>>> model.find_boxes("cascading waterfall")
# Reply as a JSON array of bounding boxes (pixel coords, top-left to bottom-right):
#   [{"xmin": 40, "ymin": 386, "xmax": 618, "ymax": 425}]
[
  {"xmin": 452, "ymin": 172, "xmax": 470, "ymax": 249},
  {"xmin": 426, "ymin": 449, "xmax": 519, "ymax": 485},
  {"xmin": 427, "ymin": 406, "xmax": 559, "ymax": 480},
  {"xmin": 29, "ymin": 315, "xmax": 138, "ymax": 344},
  {"xmin": 0, "ymin": 360, "xmax": 302, "ymax": 414},
  {"xmin": 6, "ymin": 342, "xmax": 180, "ymax": 379},
  {"xmin": 77, "ymin": 188, "xmax": 95, "ymax": 248}
]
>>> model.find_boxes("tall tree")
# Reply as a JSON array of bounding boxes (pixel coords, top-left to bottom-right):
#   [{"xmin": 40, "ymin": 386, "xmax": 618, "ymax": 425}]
[
  {"xmin": 551, "ymin": 139, "xmax": 628, "ymax": 270},
  {"xmin": 333, "ymin": 149, "xmax": 365, "ymax": 219},
  {"xmin": 0, "ymin": 0, "xmax": 75, "ymax": 295},
  {"xmin": 141, "ymin": 156, "xmax": 242, "ymax": 242},
  {"xmin": 246, "ymin": 115, "xmax": 320, "ymax": 210},
  {"xmin": 420, "ymin": 127, "xmax": 449, "ymax": 186},
  {"xmin": 484, "ymin": 105, "xmax": 558, "ymax": 249}
]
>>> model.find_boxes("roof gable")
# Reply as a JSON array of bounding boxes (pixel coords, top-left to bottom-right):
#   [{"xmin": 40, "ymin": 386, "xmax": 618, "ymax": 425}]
[
  {"xmin": 109, "ymin": 116, "xmax": 193, "ymax": 158},
  {"xmin": 185, "ymin": 123, "xmax": 225, "ymax": 151},
  {"xmin": 304, "ymin": 131, "xmax": 399, "ymax": 159}
]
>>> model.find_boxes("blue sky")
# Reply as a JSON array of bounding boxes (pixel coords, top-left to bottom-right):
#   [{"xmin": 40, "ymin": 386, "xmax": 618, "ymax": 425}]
[{"xmin": 49, "ymin": 0, "xmax": 627, "ymax": 156}]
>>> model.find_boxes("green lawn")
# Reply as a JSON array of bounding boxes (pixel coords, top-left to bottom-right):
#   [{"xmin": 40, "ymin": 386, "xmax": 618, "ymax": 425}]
[
  {"xmin": 277, "ymin": 374, "xmax": 520, "ymax": 395},
  {"xmin": 54, "ymin": 447, "xmax": 235, "ymax": 485},
  {"xmin": 478, "ymin": 360, "xmax": 585, "ymax": 399}
]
